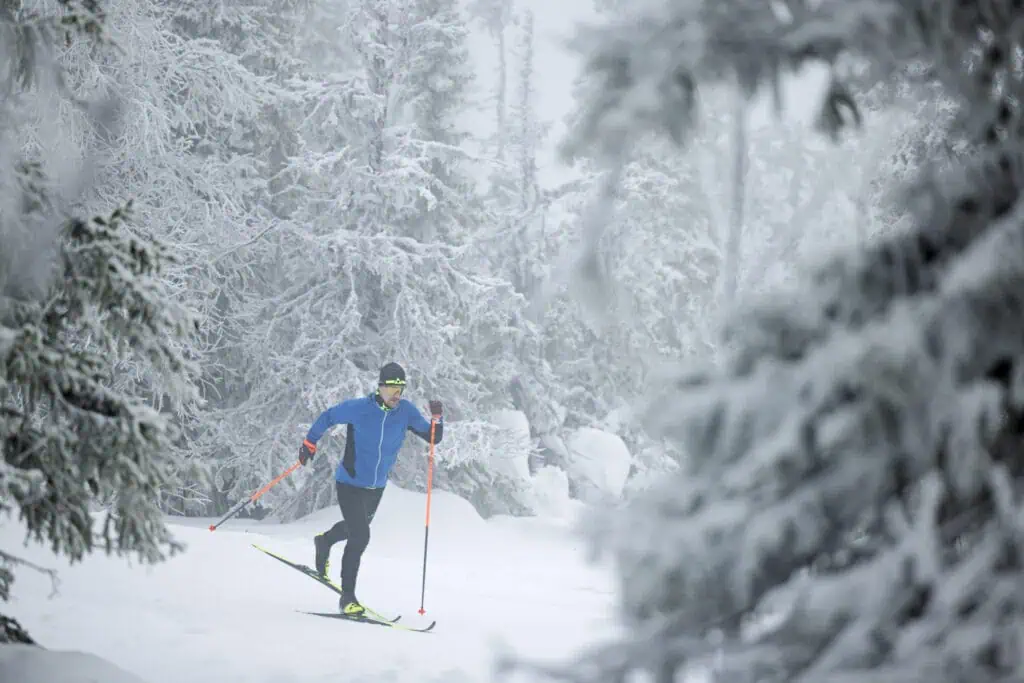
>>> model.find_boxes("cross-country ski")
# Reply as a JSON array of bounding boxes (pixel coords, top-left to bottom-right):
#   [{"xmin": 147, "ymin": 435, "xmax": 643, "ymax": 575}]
[
  {"xmin": 298, "ymin": 611, "xmax": 436, "ymax": 633},
  {"xmin": 252, "ymin": 543, "xmax": 436, "ymax": 629}
]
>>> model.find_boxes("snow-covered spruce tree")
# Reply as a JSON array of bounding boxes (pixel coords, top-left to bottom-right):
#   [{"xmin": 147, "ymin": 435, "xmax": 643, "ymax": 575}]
[
  {"xmin": 386, "ymin": 0, "xmax": 544, "ymax": 514},
  {"xmin": 467, "ymin": 8, "xmax": 575, "ymax": 480},
  {"xmin": 525, "ymin": 86, "xmax": 792, "ymax": 477},
  {"xmin": 223, "ymin": 0, "xmax": 538, "ymax": 519},
  {"xmin": 550, "ymin": 66, "xmax": 918, "ymax": 387},
  {"xmin": 153, "ymin": 0, "xmax": 322, "ymax": 517},
  {"xmin": 498, "ymin": 8, "xmax": 552, "ymax": 297},
  {"xmin": 510, "ymin": 2, "xmax": 1024, "ymax": 682},
  {"xmin": 1, "ymin": 0, "xmax": 202, "ymax": 640},
  {"xmin": 528, "ymin": 85, "xmax": 709, "ymax": 495},
  {"xmin": 47, "ymin": 0, "xmax": 294, "ymax": 515},
  {"xmin": 531, "ymin": 36, "xmax": 930, "ymax": 504},
  {"xmin": 192, "ymin": 0, "xmax": 370, "ymax": 520},
  {"xmin": 467, "ymin": 0, "xmax": 515, "ymax": 161}
]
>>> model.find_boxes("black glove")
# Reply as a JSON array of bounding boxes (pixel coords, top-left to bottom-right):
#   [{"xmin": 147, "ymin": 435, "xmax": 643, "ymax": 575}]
[
  {"xmin": 299, "ymin": 439, "xmax": 316, "ymax": 466},
  {"xmin": 428, "ymin": 400, "xmax": 442, "ymax": 418}
]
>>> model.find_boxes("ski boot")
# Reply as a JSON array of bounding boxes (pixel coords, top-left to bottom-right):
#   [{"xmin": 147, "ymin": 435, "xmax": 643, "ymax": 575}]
[
  {"xmin": 339, "ymin": 590, "xmax": 365, "ymax": 617},
  {"xmin": 313, "ymin": 533, "xmax": 331, "ymax": 578}
]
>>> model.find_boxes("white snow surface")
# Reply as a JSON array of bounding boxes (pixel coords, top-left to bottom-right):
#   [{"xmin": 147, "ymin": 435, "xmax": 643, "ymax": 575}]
[{"xmin": 1, "ymin": 484, "xmax": 618, "ymax": 683}]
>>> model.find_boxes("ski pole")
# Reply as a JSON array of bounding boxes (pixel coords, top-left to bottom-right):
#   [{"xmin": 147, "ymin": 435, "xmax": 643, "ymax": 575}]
[
  {"xmin": 417, "ymin": 417, "xmax": 437, "ymax": 614},
  {"xmin": 208, "ymin": 461, "xmax": 301, "ymax": 532}
]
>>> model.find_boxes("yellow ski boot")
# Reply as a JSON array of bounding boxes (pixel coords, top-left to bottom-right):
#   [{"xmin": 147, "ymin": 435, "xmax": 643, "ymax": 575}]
[{"xmin": 339, "ymin": 592, "xmax": 365, "ymax": 616}]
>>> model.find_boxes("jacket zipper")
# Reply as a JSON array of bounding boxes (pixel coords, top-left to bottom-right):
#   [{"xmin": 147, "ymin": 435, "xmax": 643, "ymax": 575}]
[{"xmin": 374, "ymin": 410, "xmax": 388, "ymax": 487}]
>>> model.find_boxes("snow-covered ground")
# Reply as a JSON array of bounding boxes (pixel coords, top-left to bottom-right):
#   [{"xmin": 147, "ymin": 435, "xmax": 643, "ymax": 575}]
[{"xmin": 1, "ymin": 485, "xmax": 619, "ymax": 683}]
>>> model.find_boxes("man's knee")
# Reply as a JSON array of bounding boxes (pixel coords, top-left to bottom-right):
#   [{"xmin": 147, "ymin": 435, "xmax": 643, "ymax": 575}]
[{"xmin": 347, "ymin": 522, "xmax": 370, "ymax": 550}]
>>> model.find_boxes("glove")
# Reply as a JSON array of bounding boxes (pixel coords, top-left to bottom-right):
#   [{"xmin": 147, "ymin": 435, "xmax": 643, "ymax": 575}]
[
  {"xmin": 299, "ymin": 439, "xmax": 316, "ymax": 466},
  {"xmin": 428, "ymin": 400, "xmax": 443, "ymax": 418}
]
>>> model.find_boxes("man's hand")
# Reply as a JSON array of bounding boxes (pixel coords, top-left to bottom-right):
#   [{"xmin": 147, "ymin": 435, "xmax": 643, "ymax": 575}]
[
  {"xmin": 299, "ymin": 439, "xmax": 317, "ymax": 466},
  {"xmin": 428, "ymin": 400, "xmax": 443, "ymax": 418}
]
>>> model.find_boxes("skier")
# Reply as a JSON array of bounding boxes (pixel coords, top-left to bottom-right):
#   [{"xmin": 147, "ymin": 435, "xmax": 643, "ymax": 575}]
[{"xmin": 298, "ymin": 362, "xmax": 443, "ymax": 616}]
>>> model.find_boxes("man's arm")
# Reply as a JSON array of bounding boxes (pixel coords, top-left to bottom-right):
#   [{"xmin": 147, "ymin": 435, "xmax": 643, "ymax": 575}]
[
  {"xmin": 304, "ymin": 399, "xmax": 356, "ymax": 449},
  {"xmin": 407, "ymin": 400, "xmax": 443, "ymax": 444}
]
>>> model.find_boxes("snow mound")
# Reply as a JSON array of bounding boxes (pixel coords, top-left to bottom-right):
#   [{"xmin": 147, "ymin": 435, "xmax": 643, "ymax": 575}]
[
  {"xmin": 488, "ymin": 409, "xmax": 533, "ymax": 481},
  {"xmin": 0, "ymin": 644, "xmax": 149, "ymax": 683},
  {"xmin": 566, "ymin": 428, "xmax": 632, "ymax": 501}
]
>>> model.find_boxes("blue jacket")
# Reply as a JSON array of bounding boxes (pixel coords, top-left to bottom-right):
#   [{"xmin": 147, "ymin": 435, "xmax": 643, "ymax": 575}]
[{"xmin": 304, "ymin": 393, "xmax": 443, "ymax": 488}]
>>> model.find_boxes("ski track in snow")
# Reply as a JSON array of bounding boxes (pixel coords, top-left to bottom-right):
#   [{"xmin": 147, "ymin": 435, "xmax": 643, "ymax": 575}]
[{"xmin": 1, "ymin": 485, "xmax": 620, "ymax": 683}]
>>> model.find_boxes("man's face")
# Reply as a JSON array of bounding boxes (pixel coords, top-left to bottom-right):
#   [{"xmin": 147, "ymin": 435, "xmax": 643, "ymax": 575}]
[{"xmin": 379, "ymin": 384, "xmax": 403, "ymax": 408}]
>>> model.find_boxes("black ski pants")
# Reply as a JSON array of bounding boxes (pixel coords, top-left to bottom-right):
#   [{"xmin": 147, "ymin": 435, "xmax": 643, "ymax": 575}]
[{"xmin": 320, "ymin": 481, "xmax": 385, "ymax": 595}]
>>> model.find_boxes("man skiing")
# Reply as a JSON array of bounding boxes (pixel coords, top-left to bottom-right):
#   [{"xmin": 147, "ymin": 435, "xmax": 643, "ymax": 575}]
[{"xmin": 298, "ymin": 362, "xmax": 443, "ymax": 616}]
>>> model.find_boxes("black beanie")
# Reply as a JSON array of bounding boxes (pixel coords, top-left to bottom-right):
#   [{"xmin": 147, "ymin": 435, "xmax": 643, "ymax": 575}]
[{"xmin": 378, "ymin": 362, "xmax": 407, "ymax": 386}]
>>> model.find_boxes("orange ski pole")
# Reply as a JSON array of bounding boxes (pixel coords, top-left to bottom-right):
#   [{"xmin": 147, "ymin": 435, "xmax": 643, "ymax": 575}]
[
  {"xmin": 417, "ymin": 417, "xmax": 437, "ymax": 614},
  {"xmin": 209, "ymin": 461, "xmax": 301, "ymax": 532}
]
